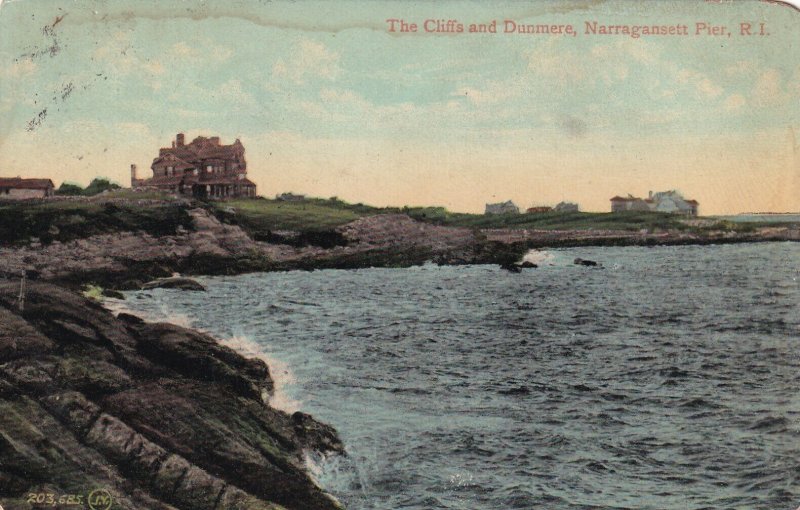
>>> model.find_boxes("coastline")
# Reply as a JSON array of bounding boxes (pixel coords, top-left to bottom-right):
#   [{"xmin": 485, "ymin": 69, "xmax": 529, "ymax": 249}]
[{"xmin": 1, "ymin": 197, "xmax": 797, "ymax": 291}]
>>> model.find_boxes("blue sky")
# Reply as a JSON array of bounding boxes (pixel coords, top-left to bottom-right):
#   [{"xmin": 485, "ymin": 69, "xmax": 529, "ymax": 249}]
[{"xmin": 0, "ymin": 0, "xmax": 798, "ymax": 213}]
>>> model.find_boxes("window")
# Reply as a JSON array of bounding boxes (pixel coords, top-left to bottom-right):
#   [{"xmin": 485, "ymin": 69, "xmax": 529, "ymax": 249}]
[{"xmin": 207, "ymin": 165, "xmax": 213, "ymax": 173}]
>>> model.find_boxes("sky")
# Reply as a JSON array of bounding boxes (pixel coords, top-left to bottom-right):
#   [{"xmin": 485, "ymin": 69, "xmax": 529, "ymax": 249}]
[{"xmin": 0, "ymin": 0, "xmax": 798, "ymax": 214}]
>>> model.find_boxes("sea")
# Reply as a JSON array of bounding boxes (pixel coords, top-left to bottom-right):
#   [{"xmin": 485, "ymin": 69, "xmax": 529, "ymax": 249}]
[{"xmin": 115, "ymin": 243, "xmax": 800, "ymax": 510}]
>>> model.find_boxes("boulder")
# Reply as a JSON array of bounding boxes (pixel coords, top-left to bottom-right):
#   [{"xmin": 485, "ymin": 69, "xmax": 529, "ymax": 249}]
[{"xmin": 141, "ymin": 277, "xmax": 206, "ymax": 291}]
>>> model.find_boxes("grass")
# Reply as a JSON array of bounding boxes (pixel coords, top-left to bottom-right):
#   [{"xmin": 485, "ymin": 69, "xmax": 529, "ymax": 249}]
[
  {"xmin": 413, "ymin": 210, "xmax": 689, "ymax": 231},
  {"xmin": 82, "ymin": 284, "xmax": 104, "ymax": 301},
  {"xmin": 219, "ymin": 198, "xmax": 368, "ymax": 232},
  {"xmin": 213, "ymin": 197, "xmax": 751, "ymax": 234}
]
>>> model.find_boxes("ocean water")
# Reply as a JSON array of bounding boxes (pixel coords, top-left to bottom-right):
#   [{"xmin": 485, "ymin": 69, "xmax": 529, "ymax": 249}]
[{"xmin": 118, "ymin": 243, "xmax": 800, "ymax": 510}]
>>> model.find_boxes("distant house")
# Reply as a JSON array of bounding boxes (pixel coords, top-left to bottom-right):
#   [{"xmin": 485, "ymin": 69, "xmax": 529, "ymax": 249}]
[
  {"xmin": 610, "ymin": 195, "xmax": 651, "ymax": 212},
  {"xmin": 0, "ymin": 177, "xmax": 54, "ymax": 200},
  {"xmin": 276, "ymin": 192, "xmax": 306, "ymax": 202},
  {"xmin": 650, "ymin": 190, "xmax": 698, "ymax": 215},
  {"xmin": 485, "ymin": 200, "xmax": 520, "ymax": 214},
  {"xmin": 526, "ymin": 206, "xmax": 552, "ymax": 213},
  {"xmin": 132, "ymin": 133, "xmax": 257, "ymax": 199},
  {"xmin": 611, "ymin": 190, "xmax": 698, "ymax": 216},
  {"xmin": 554, "ymin": 201, "xmax": 579, "ymax": 213}
]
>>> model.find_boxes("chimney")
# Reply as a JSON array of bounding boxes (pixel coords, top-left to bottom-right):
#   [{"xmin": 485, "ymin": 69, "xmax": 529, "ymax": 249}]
[
  {"xmin": 130, "ymin": 164, "xmax": 137, "ymax": 186},
  {"xmin": 648, "ymin": 190, "xmax": 653, "ymax": 199},
  {"xmin": 210, "ymin": 136, "xmax": 220, "ymax": 145},
  {"xmin": 176, "ymin": 133, "xmax": 185, "ymax": 146}
]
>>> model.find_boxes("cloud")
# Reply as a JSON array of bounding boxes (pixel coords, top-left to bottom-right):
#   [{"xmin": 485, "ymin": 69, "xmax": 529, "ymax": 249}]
[
  {"xmin": 451, "ymin": 80, "xmax": 524, "ymax": 106},
  {"xmin": 725, "ymin": 60, "xmax": 755, "ymax": 76},
  {"xmin": 272, "ymin": 39, "xmax": 340, "ymax": 85},
  {"xmin": 172, "ymin": 41, "xmax": 193, "ymax": 57},
  {"xmin": 2, "ymin": 59, "xmax": 37, "ymax": 79},
  {"xmin": 170, "ymin": 41, "xmax": 233, "ymax": 62},
  {"xmin": 677, "ymin": 69, "xmax": 723, "ymax": 99},
  {"xmin": 724, "ymin": 94, "xmax": 745, "ymax": 112},
  {"xmin": 752, "ymin": 68, "xmax": 784, "ymax": 106}
]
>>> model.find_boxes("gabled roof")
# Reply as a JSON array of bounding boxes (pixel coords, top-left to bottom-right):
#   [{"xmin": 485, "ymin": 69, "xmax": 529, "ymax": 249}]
[
  {"xmin": 0, "ymin": 177, "xmax": 54, "ymax": 189},
  {"xmin": 151, "ymin": 153, "xmax": 195, "ymax": 170},
  {"xmin": 158, "ymin": 136, "xmax": 244, "ymax": 163}
]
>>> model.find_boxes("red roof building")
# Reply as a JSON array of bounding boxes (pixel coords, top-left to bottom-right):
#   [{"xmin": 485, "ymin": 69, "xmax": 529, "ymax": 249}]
[
  {"xmin": 132, "ymin": 133, "xmax": 257, "ymax": 199},
  {"xmin": 0, "ymin": 177, "xmax": 54, "ymax": 200}
]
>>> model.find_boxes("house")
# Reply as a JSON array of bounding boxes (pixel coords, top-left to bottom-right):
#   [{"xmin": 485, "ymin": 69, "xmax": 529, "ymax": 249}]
[
  {"xmin": 611, "ymin": 190, "xmax": 698, "ymax": 216},
  {"xmin": 526, "ymin": 206, "xmax": 552, "ymax": 213},
  {"xmin": 0, "ymin": 177, "xmax": 54, "ymax": 200},
  {"xmin": 649, "ymin": 190, "xmax": 699, "ymax": 215},
  {"xmin": 554, "ymin": 201, "xmax": 579, "ymax": 212},
  {"xmin": 610, "ymin": 195, "xmax": 651, "ymax": 212},
  {"xmin": 132, "ymin": 133, "xmax": 257, "ymax": 199},
  {"xmin": 276, "ymin": 192, "xmax": 306, "ymax": 202},
  {"xmin": 485, "ymin": 200, "xmax": 520, "ymax": 214}
]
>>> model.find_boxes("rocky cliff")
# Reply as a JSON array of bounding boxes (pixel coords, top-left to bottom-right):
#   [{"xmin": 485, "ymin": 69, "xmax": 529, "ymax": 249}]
[
  {"xmin": 0, "ymin": 282, "xmax": 344, "ymax": 510},
  {"xmin": 0, "ymin": 208, "xmax": 526, "ymax": 290}
]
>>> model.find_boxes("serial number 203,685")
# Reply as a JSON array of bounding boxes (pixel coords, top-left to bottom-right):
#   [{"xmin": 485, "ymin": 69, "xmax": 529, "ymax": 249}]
[{"xmin": 26, "ymin": 493, "xmax": 85, "ymax": 506}]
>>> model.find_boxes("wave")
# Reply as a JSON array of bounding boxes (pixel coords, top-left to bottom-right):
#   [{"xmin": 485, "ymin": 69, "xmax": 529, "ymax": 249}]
[
  {"xmin": 221, "ymin": 332, "xmax": 302, "ymax": 413},
  {"xmin": 104, "ymin": 295, "xmax": 302, "ymax": 413},
  {"xmin": 521, "ymin": 249, "xmax": 555, "ymax": 266}
]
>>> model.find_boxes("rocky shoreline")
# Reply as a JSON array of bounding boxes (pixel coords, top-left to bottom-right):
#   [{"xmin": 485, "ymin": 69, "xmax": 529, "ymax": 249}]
[
  {"xmin": 1, "ymin": 203, "xmax": 797, "ymax": 291},
  {"xmin": 0, "ymin": 281, "xmax": 344, "ymax": 510}
]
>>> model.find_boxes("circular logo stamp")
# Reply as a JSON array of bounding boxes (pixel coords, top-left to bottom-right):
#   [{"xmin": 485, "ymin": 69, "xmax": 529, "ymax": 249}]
[{"xmin": 87, "ymin": 489, "xmax": 113, "ymax": 510}]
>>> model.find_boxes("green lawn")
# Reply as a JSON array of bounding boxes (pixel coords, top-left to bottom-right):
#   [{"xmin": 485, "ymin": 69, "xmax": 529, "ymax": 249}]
[
  {"xmin": 215, "ymin": 198, "xmax": 732, "ymax": 233},
  {"xmin": 219, "ymin": 198, "xmax": 368, "ymax": 232}
]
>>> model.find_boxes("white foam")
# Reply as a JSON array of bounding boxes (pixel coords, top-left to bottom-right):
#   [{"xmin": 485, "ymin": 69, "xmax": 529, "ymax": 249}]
[
  {"xmin": 220, "ymin": 334, "xmax": 302, "ymax": 413},
  {"xmin": 105, "ymin": 295, "xmax": 302, "ymax": 413},
  {"xmin": 521, "ymin": 249, "xmax": 555, "ymax": 265}
]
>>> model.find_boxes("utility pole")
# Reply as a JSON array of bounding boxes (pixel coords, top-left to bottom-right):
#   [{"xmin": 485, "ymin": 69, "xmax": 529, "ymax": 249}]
[{"xmin": 18, "ymin": 269, "xmax": 26, "ymax": 313}]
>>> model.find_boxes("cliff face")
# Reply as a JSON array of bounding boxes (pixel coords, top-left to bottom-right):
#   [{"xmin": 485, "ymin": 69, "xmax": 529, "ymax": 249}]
[{"xmin": 0, "ymin": 282, "xmax": 344, "ymax": 510}]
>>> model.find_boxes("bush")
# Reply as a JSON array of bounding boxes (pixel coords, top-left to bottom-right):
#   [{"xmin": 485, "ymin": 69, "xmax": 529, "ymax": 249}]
[{"xmin": 55, "ymin": 182, "xmax": 84, "ymax": 196}]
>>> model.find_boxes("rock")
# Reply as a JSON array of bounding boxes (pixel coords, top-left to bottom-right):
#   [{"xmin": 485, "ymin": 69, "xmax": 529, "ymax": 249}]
[
  {"xmin": 519, "ymin": 261, "xmax": 538, "ymax": 268},
  {"xmin": 101, "ymin": 288, "xmax": 126, "ymax": 300},
  {"xmin": 0, "ymin": 282, "xmax": 343, "ymax": 510},
  {"xmin": 292, "ymin": 411, "xmax": 345, "ymax": 454},
  {"xmin": 500, "ymin": 262, "xmax": 522, "ymax": 273},
  {"xmin": 0, "ymin": 308, "xmax": 56, "ymax": 361},
  {"xmin": 141, "ymin": 277, "xmax": 206, "ymax": 291},
  {"xmin": 574, "ymin": 257, "xmax": 600, "ymax": 267}
]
